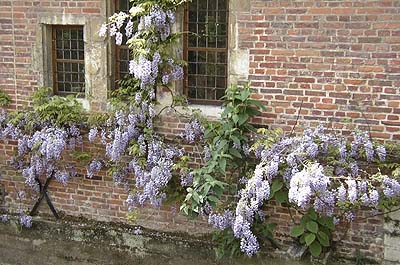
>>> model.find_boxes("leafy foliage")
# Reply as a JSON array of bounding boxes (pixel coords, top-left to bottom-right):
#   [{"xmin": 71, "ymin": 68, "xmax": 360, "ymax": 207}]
[
  {"xmin": 0, "ymin": 0, "xmax": 399, "ymax": 262},
  {"xmin": 180, "ymin": 83, "xmax": 266, "ymax": 217},
  {"xmin": 291, "ymin": 209, "xmax": 335, "ymax": 257},
  {"xmin": 0, "ymin": 90, "xmax": 11, "ymax": 106},
  {"xmin": 31, "ymin": 87, "xmax": 87, "ymax": 127}
]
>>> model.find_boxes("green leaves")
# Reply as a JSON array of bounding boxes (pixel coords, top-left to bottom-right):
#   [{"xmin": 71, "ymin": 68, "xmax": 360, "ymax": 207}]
[
  {"xmin": 269, "ymin": 179, "xmax": 288, "ymax": 204},
  {"xmin": 309, "ymin": 241, "xmax": 322, "ymax": 257},
  {"xmin": 291, "ymin": 209, "xmax": 334, "ymax": 258},
  {"xmin": 182, "ymin": 83, "xmax": 265, "ymax": 218},
  {"xmin": 306, "ymin": 221, "xmax": 319, "ymax": 234},
  {"xmin": 0, "ymin": 89, "xmax": 11, "ymax": 106},
  {"xmin": 291, "ymin": 225, "xmax": 305, "ymax": 237},
  {"xmin": 31, "ymin": 87, "xmax": 87, "ymax": 127},
  {"xmin": 305, "ymin": 233, "xmax": 316, "ymax": 246},
  {"xmin": 317, "ymin": 231, "xmax": 330, "ymax": 247}
]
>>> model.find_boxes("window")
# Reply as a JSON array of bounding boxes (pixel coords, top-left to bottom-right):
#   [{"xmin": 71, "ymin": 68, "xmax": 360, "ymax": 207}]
[
  {"xmin": 115, "ymin": 0, "xmax": 133, "ymax": 81},
  {"xmin": 52, "ymin": 26, "xmax": 85, "ymax": 96},
  {"xmin": 184, "ymin": 0, "xmax": 228, "ymax": 104}
]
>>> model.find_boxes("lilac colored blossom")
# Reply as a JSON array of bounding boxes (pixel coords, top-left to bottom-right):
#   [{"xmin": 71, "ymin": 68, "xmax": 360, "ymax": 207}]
[
  {"xmin": 240, "ymin": 233, "xmax": 259, "ymax": 257},
  {"xmin": 289, "ymin": 163, "xmax": 330, "ymax": 210},
  {"xmin": 115, "ymin": 12, "xmax": 127, "ymax": 29},
  {"xmin": 125, "ymin": 20, "xmax": 133, "ymax": 37},
  {"xmin": 68, "ymin": 125, "xmax": 82, "ymax": 149},
  {"xmin": 166, "ymin": 10, "xmax": 176, "ymax": 24},
  {"xmin": 358, "ymin": 181, "xmax": 367, "ymax": 194},
  {"xmin": 106, "ymin": 128, "xmax": 128, "ymax": 162},
  {"xmin": 0, "ymin": 214, "xmax": 9, "ymax": 223},
  {"xmin": 376, "ymin": 145, "xmax": 386, "ymax": 162},
  {"xmin": 109, "ymin": 24, "xmax": 117, "ymax": 36},
  {"xmin": 233, "ymin": 163, "xmax": 271, "ymax": 256},
  {"xmin": 18, "ymin": 136, "xmax": 29, "ymax": 156},
  {"xmin": 346, "ymin": 179, "xmax": 358, "ymax": 203},
  {"xmin": 87, "ymin": 160, "xmax": 102, "ymax": 179},
  {"xmin": 369, "ymin": 190, "xmax": 379, "ymax": 207},
  {"xmin": 18, "ymin": 190, "xmax": 26, "ymax": 200},
  {"xmin": 112, "ymin": 170, "xmax": 127, "ymax": 186},
  {"xmin": 344, "ymin": 212, "xmax": 355, "ymax": 222},
  {"xmin": 115, "ymin": 32, "xmax": 123, "ymax": 45},
  {"xmin": 180, "ymin": 172, "xmax": 194, "ymax": 187},
  {"xmin": 208, "ymin": 211, "xmax": 234, "ymax": 230},
  {"xmin": 100, "ymin": 129, "xmax": 107, "ymax": 145},
  {"xmin": 364, "ymin": 141, "xmax": 374, "ymax": 162},
  {"xmin": 34, "ymin": 127, "xmax": 67, "ymax": 161},
  {"xmin": 266, "ymin": 158, "xmax": 279, "ymax": 180},
  {"xmin": 254, "ymin": 145, "xmax": 264, "ymax": 159},
  {"xmin": 239, "ymin": 177, "xmax": 248, "ymax": 185},
  {"xmin": 20, "ymin": 215, "xmax": 32, "ymax": 228},
  {"xmin": 129, "ymin": 56, "xmax": 157, "ymax": 88},
  {"xmin": 286, "ymin": 153, "xmax": 297, "ymax": 167},
  {"xmin": 181, "ymin": 119, "xmax": 204, "ymax": 144},
  {"xmin": 88, "ymin": 127, "xmax": 98, "ymax": 142},
  {"xmin": 333, "ymin": 217, "xmax": 341, "ymax": 225},
  {"xmin": 134, "ymin": 227, "xmax": 142, "ymax": 235},
  {"xmin": 314, "ymin": 191, "xmax": 335, "ymax": 216},
  {"xmin": 350, "ymin": 162, "xmax": 359, "ymax": 177},
  {"xmin": 233, "ymin": 141, "xmax": 241, "ymax": 150},
  {"xmin": 99, "ymin": 24, "xmax": 107, "ymax": 37},
  {"xmin": 138, "ymin": 15, "xmax": 152, "ymax": 31},
  {"xmin": 161, "ymin": 75, "xmax": 169, "ymax": 85},
  {"xmin": 134, "ymin": 93, "xmax": 142, "ymax": 105},
  {"xmin": 203, "ymin": 146, "xmax": 211, "ymax": 161},
  {"xmin": 382, "ymin": 176, "xmax": 400, "ymax": 198},
  {"xmin": 170, "ymin": 65, "xmax": 184, "ymax": 80},
  {"xmin": 361, "ymin": 193, "xmax": 370, "ymax": 206},
  {"xmin": 54, "ymin": 170, "xmax": 70, "ymax": 186},
  {"xmin": 242, "ymin": 144, "xmax": 250, "ymax": 156},
  {"xmin": 306, "ymin": 142, "xmax": 318, "ymax": 158}
]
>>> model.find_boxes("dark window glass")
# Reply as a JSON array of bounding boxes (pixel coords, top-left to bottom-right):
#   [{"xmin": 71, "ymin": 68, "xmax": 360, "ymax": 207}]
[
  {"xmin": 115, "ymin": 0, "xmax": 134, "ymax": 81},
  {"xmin": 52, "ymin": 26, "xmax": 85, "ymax": 96},
  {"xmin": 185, "ymin": 0, "xmax": 228, "ymax": 104}
]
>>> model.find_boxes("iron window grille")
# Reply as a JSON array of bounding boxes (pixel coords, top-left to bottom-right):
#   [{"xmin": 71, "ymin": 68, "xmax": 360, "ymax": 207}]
[
  {"xmin": 184, "ymin": 0, "xmax": 228, "ymax": 105},
  {"xmin": 52, "ymin": 25, "xmax": 85, "ymax": 96}
]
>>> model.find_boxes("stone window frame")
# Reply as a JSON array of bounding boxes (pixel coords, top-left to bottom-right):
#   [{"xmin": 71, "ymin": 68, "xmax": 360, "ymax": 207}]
[
  {"xmin": 51, "ymin": 25, "xmax": 86, "ymax": 97},
  {"xmin": 114, "ymin": 0, "xmax": 133, "ymax": 85},
  {"xmin": 34, "ymin": 4, "xmax": 112, "ymax": 111},
  {"xmin": 158, "ymin": 0, "xmax": 249, "ymax": 116},
  {"xmin": 183, "ymin": 0, "xmax": 229, "ymax": 105}
]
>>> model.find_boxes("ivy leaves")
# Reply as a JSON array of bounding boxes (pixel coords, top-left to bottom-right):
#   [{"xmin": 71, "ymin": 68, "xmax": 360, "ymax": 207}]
[
  {"xmin": 290, "ymin": 209, "xmax": 335, "ymax": 257},
  {"xmin": 181, "ymin": 83, "xmax": 266, "ymax": 217},
  {"xmin": 32, "ymin": 87, "xmax": 87, "ymax": 127},
  {"xmin": 0, "ymin": 90, "xmax": 11, "ymax": 107}
]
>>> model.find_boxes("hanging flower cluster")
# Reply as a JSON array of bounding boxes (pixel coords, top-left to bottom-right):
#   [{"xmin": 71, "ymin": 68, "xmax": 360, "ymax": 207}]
[
  {"xmin": 92, "ymin": 97, "xmax": 184, "ymax": 209},
  {"xmin": 100, "ymin": 3, "xmax": 184, "ymax": 90},
  {"xmin": 226, "ymin": 126, "xmax": 399, "ymax": 256}
]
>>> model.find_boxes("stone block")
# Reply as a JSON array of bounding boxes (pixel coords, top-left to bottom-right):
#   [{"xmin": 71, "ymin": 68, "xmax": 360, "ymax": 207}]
[{"xmin": 230, "ymin": 49, "xmax": 249, "ymax": 77}]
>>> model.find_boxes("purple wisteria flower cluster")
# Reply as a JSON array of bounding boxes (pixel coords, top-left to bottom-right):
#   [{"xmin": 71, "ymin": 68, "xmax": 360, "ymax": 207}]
[
  {"xmin": 100, "ymin": 4, "xmax": 183, "ymax": 90},
  {"xmin": 180, "ymin": 119, "xmax": 205, "ymax": 144},
  {"xmin": 91, "ymin": 92, "xmax": 185, "ymax": 211},
  {"xmin": 227, "ymin": 126, "xmax": 399, "ymax": 256},
  {"xmin": 15, "ymin": 126, "xmax": 79, "ymax": 189},
  {"xmin": 208, "ymin": 210, "xmax": 235, "ymax": 230}
]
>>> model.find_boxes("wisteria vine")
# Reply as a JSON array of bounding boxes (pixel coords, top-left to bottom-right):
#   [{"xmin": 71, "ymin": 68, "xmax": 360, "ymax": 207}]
[{"xmin": 0, "ymin": 0, "xmax": 399, "ymax": 261}]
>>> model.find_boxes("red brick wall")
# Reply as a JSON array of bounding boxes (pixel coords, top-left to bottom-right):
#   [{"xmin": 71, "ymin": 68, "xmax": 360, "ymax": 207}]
[
  {"xmin": 239, "ymin": 0, "xmax": 400, "ymax": 141},
  {"xmin": 0, "ymin": 0, "xmax": 397, "ymax": 261},
  {"xmin": 0, "ymin": 0, "xmax": 103, "ymax": 110}
]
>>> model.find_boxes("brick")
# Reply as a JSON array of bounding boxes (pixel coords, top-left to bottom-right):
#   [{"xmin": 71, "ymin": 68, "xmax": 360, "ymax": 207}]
[
  {"xmin": 295, "ymin": 22, "xmax": 319, "ymax": 28},
  {"xmin": 358, "ymin": 37, "xmax": 382, "ymax": 43},
  {"xmin": 294, "ymin": 77, "xmax": 315, "ymax": 83},
  {"xmin": 359, "ymin": 66, "xmax": 384, "ymax": 72}
]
